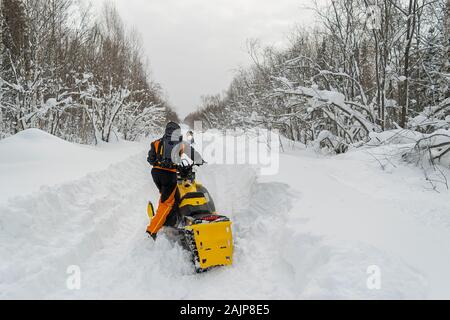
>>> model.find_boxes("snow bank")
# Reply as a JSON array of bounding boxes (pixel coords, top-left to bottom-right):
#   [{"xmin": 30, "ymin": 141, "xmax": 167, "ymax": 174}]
[
  {"xmin": 0, "ymin": 129, "xmax": 145, "ymax": 205},
  {"xmin": 0, "ymin": 149, "xmax": 151, "ymax": 299},
  {"xmin": 280, "ymin": 145, "xmax": 450, "ymax": 298},
  {"xmin": 409, "ymin": 98, "xmax": 450, "ymax": 131},
  {"xmin": 367, "ymin": 129, "xmax": 424, "ymax": 146},
  {"xmin": 366, "ymin": 129, "xmax": 450, "ymax": 170}
]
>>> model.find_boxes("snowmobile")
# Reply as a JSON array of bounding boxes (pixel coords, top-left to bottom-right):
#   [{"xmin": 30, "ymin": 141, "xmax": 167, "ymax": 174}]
[{"xmin": 147, "ymin": 161, "xmax": 233, "ymax": 273}]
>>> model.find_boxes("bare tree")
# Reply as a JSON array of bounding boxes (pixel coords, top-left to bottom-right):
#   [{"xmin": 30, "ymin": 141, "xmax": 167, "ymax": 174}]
[
  {"xmin": 187, "ymin": 0, "xmax": 447, "ymax": 154},
  {"xmin": 0, "ymin": 0, "xmax": 170, "ymax": 143}
]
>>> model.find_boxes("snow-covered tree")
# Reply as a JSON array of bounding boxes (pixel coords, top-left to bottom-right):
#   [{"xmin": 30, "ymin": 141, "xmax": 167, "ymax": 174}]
[
  {"xmin": 187, "ymin": 0, "xmax": 447, "ymax": 154},
  {"xmin": 0, "ymin": 0, "xmax": 172, "ymax": 143}
]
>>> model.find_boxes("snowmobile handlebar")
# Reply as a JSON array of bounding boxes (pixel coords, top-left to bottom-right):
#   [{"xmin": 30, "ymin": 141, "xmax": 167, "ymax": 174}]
[{"xmin": 176, "ymin": 160, "xmax": 207, "ymax": 170}]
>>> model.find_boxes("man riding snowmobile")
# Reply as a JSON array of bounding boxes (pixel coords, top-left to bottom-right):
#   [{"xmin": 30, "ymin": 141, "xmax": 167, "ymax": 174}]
[
  {"xmin": 146, "ymin": 122, "xmax": 203, "ymax": 240},
  {"xmin": 186, "ymin": 130, "xmax": 195, "ymax": 145}
]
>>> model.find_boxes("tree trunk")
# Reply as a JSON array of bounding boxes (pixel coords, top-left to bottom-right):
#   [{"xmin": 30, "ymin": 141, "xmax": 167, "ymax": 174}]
[
  {"xmin": 0, "ymin": 0, "xmax": 3, "ymax": 69},
  {"xmin": 444, "ymin": 0, "xmax": 450, "ymax": 100},
  {"xmin": 0, "ymin": 0, "xmax": 3, "ymax": 134},
  {"xmin": 400, "ymin": 0, "xmax": 418, "ymax": 128}
]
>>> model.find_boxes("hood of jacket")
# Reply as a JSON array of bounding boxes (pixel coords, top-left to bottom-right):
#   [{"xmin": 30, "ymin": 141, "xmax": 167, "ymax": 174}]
[{"xmin": 164, "ymin": 122, "xmax": 182, "ymax": 142}]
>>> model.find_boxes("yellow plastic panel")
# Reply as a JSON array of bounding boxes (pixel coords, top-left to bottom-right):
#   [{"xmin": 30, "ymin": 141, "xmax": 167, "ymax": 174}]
[
  {"xmin": 178, "ymin": 181, "xmax": 198, "ymax": 199},
  {"xmin": 188, "ymin": 221, "xmax": 233, "ymax": 269},
  {"xmin": 180, "ymin": 197, "xmax": 208, "ymax": 208}
]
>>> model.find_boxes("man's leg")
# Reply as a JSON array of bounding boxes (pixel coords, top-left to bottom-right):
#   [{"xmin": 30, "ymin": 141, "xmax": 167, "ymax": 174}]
[
  {"xmin": 151, "ymin": 169, "xmax": 163, "ymax": 193},
  {"xmin": 147, "ymin": 171, "xmax": 178, "ymax": 235},
  {"xmin": 163, "ymin": 182, "xmax": 181, "ymax": 228}
]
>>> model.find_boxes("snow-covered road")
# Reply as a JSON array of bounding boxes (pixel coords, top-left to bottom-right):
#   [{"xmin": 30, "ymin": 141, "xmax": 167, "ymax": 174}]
[
  {"xmin": 1, "ymin": 129, "xmax": 450, "ymax": 299},
  {"xmin": 0, "ymin": 130, "xmax": 298, "ymax": 299}
]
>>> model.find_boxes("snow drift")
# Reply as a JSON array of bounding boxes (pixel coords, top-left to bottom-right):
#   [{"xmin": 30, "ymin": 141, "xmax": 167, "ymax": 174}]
[
  {"xmin": 1, "ymin": 129, "xmax": 450, "ymax": 299},
  {"xmin": 0, "ymin": 129, "xmax": 144, "ymax": 205}
]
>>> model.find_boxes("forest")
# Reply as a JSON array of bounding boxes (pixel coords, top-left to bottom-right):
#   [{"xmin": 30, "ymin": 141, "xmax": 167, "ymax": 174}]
[
  {"xmin": 186, "ymin": 0, "xmax": 449, "ymax": 157},
  {"xmin": 1, "ymin": 0, "xmax": 449, "ymax": 159},
  {"xmin": 0, "ymin": 0, "xmax": 178, "ymax": 144}
]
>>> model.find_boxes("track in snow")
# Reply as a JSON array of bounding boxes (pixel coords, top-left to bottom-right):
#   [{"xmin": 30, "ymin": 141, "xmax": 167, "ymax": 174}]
[{"xmin": 1, "ymin": 150, "xmax": 298, "ymax": 299}]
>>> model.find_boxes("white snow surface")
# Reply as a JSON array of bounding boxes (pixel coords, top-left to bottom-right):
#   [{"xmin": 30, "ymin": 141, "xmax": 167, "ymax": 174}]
[
  {"xmin": 1, "ymin": 129, "xmax": 450, "ymax": 299},
  {"xmin": 0, "ymin": 129, "xmax": 144, "ymax": 205}
]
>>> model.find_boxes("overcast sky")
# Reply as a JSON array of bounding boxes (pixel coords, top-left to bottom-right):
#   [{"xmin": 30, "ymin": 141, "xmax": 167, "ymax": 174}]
[{"xmin": 109, "ymin": 0, "xmax": 322, "ymax": 119}]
